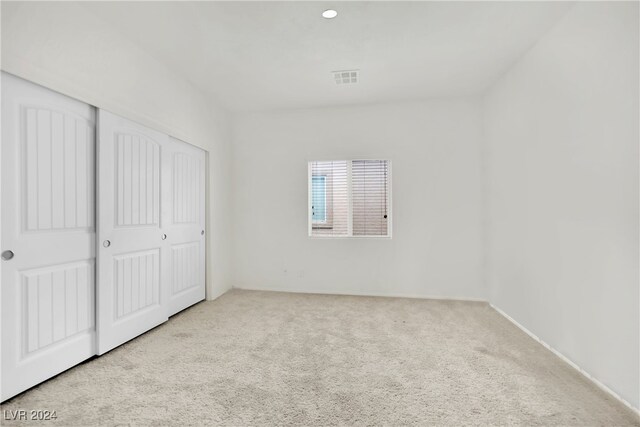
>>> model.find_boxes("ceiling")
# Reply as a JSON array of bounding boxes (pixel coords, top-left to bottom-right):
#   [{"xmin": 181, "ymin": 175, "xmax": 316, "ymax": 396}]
[{"xmin": 85, "ymin": 1, "xmax": 572, "ymax": 112}]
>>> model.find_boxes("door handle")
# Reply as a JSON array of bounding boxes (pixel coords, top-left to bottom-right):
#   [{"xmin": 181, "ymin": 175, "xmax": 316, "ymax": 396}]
[
  {"xmin": 1, "ymin": 250, "xmax": 14, "ymax": 261},
  {"xmin": 103, "ymin": 240, "xmax": 111, "ymax": 248},
  {"xmin": 161, "ymin": 233, "xmax": 167, "ymax": 240}
]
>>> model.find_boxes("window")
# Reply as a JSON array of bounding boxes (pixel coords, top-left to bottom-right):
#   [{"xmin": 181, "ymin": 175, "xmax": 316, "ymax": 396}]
[
  {"xmin": 308, "ymin": 160, "xmax": 391, "ymax": 237},
  {"xmin": 311, "ymin": 176, "xmax": 327, "ymax": 222}
]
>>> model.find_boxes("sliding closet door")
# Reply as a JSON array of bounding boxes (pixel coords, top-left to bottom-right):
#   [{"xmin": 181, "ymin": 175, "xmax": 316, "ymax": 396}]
[
  {"xmin": 166, "ymin": 137, "xmax": 206, "ymax": 316},
  {"xmin": 96, "ymin": 110, "xmax": 170, "ymax": 354},
  {"xmin": 1, "ymin": 73, "xmax": 96, "ymax": 401}
]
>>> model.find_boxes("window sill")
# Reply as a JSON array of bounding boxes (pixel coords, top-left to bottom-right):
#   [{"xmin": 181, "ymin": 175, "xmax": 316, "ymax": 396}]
[{"xmin": 308, "ymin": 234, "xmax": 392, "ymax": 239}]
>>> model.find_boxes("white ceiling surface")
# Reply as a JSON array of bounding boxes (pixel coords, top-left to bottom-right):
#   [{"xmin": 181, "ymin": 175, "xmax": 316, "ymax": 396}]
[{"xmin": 85, "ymin": 2, "xmax": 572, "ymax": 112}]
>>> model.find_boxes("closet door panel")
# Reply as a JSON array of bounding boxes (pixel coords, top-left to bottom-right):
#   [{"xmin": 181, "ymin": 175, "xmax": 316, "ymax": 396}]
[
  {"xmin": 97, "ymin": 109, "xmax": 169, "ymax": 355},
  {"xmin": 166, "ymin": 137, "xmax": 206, "ymax": 316},
  {"xmin": 1, "ymin": 72, "xmax": 96, "ymax": 401}
]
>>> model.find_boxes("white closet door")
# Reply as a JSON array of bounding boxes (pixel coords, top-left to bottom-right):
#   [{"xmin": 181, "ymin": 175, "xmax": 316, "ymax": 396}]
[
  {"xmin": 166, "ymin": 137, "xmax": 206, "ymax": 317},
  {"xmin": 1, "ymin": 73, "xmax": 96, "ymax": 401},
  {"xmin": 96, "ymin": 110, "xmax": 170, "ymax": 354}
]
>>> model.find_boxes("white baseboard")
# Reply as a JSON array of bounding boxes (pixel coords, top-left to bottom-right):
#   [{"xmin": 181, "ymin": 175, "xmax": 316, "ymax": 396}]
[
  {"xmin": 232, "ymin": 285, "xmax": 488, "ymax": 302},
  {"xmin": 491, "ymin": 303, "xmax": 640, "ymax": 416}
]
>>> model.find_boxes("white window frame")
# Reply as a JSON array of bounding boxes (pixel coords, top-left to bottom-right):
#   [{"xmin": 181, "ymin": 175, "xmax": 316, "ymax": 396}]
[{"xmin": 308, "ymin": 159, "xmax": 392, "ymax": 239}]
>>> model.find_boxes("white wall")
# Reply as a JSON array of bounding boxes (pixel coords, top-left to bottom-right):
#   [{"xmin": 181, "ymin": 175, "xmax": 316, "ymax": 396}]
[
  {"xmin": 3, "ymin": 0, "xmax": 637, "ymax": 412},
  {"xmin": 484, "ymin": 2, "xmax": 639, "ymax": 409},
  {"xmin": 231, "ymin": 99, "xmax": 485, "ymax": 300},
  {"xmin": 0, "ymin": 1, "xmax": 233, "ymax": 298}
]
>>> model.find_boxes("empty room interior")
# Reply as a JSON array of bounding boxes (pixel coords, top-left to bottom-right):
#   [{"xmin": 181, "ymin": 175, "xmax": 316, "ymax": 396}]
[{"xmin": 0, "ymin": 1, "xmax": 638, "ymax": 425}]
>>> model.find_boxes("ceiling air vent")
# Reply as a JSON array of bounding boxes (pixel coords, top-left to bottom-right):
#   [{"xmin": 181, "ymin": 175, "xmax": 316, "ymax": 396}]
[{"xmin": 333, "ymin": 70, "xmax": 359, "ymax": 85}]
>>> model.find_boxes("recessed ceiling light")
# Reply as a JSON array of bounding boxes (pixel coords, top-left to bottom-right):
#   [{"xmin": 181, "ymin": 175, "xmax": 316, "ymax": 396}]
[{"xmin": 322, "ymin": 9, "xmax": 338, "ymax": 19}]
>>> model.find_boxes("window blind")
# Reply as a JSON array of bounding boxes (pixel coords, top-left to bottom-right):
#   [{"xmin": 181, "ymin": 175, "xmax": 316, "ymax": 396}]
[
  {"xmin": 352, "ymin": 160, "xmax": 389, "ymax": 236},
  {"xmin": 309, "ymin": 160, "xmax": 390, "ymax": 237}
]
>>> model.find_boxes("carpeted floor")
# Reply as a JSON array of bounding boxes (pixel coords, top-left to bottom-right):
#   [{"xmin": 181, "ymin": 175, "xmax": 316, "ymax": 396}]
[{"xmin": 1, "ymin": 289, "xmax": 638, "ymax": 426}]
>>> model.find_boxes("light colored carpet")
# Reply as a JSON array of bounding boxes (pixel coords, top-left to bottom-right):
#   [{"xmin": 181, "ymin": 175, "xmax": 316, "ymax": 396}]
[{"xmin": 1, "ymin": 289, "xmax": 638, "ymax": 426}]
